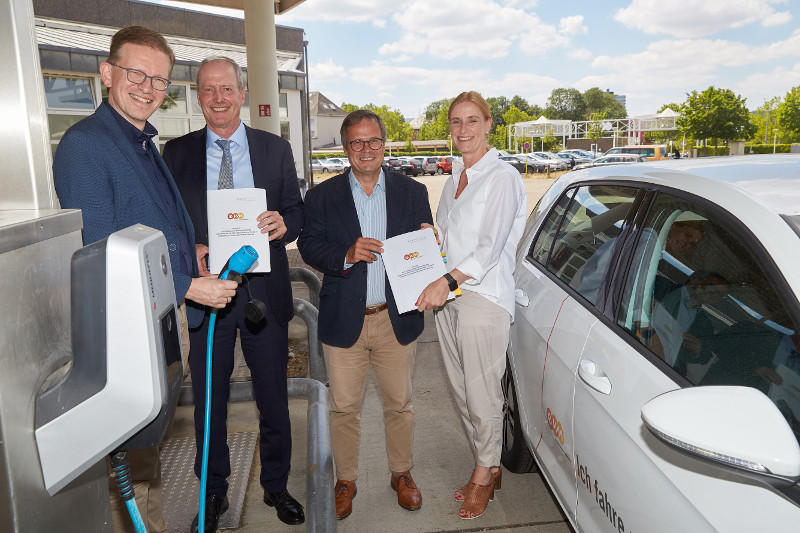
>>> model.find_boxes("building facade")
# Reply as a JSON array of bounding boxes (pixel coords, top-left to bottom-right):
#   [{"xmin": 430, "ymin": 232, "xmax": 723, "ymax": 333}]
[{"xmin": 33, "ymin": 0, "xmax": 310, "ymax": 181}]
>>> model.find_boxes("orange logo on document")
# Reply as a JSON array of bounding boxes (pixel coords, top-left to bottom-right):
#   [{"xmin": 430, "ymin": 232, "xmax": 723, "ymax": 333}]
[
  {"xmin": 404, "ymin": 251, "xmax": 421, "ymax": 260},
  {"xmin": 546, "ymin": 408, "xmax": 565, "ymax": 445},
  {"xmin": 227, "ymin": 212, "xmax": 245, "ymax": 220}
]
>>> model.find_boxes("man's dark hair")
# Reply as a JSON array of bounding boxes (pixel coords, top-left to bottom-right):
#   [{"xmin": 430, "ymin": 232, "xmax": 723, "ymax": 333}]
[
  {"xmin": 340, "ymin": 109, "xmax": 387, "ymax": 148},
  {"xmin": 107, "ymin": 26, "xmax": 175, "ymax": 75}
]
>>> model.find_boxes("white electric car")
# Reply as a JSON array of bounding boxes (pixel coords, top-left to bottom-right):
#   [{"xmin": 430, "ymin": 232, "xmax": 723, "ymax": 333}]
[{"xmin": 503, "ymin": 155, "xmax": 800, "ymax": 532}]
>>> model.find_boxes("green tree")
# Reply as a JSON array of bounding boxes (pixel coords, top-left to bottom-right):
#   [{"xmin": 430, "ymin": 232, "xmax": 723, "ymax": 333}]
[
  {"xmin": 425, "ymin": 98, "xmax": 453, "ymax": 121},
  {"xmin": 486, "ymin": 96, "xmax": 511, "ymax": 131},
  {"xmin": 340, "ymin": 102, "xmax": 412, "ymax": 142},
  {"xmin": 777, "ymin": 86, "xmax": 800, "ymax": 140},
  {"xmin": 489, "ymin": 124, "xmax": 509, "ymax": 150},
  {"xmin": 678, "ymin": 86, "xmax": 755, "ymax": 156},
  {"xmin": 583, "ymin": 87, "xmax": 626, "ymax": 120},
  {"xmin": 545, "ymin": 88, "xmax": 586, "ymax": 122},
  {"xmin": 586, "ymin": 112, "xmax": 607, "ymax": 150},
  {"xmin": 752, "ymin": 97, "xmax": 781, "ymax": 145},
  {"xmin": 418, "ymin": 106, "xmax": 450, "ymax": 141}
]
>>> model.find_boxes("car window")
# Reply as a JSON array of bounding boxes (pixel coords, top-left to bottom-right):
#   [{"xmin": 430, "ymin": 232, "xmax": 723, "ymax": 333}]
[
  {"xmin": 528, "ymin": 185, "xmax": 639, "ymax": 305},
  {"xmin": 616, "ymin": 192, "xmax": 800, "ymax": 441}
]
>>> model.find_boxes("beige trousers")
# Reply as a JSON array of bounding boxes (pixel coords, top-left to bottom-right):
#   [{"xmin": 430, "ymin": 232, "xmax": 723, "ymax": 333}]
[
  {"xmin": 323, "ymin": 308, "xmax": 417, "ymax": 481},
  {"xmin": 107, "ymin": 301, "xmax": 190, "ymax": 532},
  {"xmin": 435, "ymin": 291, "xmax": 510, "ymax": 468}
]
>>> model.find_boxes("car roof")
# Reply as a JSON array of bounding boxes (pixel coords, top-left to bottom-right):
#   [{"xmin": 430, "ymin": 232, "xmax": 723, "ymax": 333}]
[{"xmin": 566, "ymin": 154, "xmax": 800, "ymax": 216}]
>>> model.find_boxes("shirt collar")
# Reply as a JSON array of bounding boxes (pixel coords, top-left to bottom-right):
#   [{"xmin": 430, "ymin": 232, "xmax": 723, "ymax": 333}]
[
  {"xmin": 104, "ymin": 101, "xmax": 158, "ymax": 143},
  {"xmin": 348, "ymin": 168, "xmax": 386, "ymax": 194},
  {"xmin": 451, "ymin": 147, "xmax": 499, "ymax": 181},
  {"xmin": 205, "ymin": 120, "xmax": 247, "ymax": 150}
]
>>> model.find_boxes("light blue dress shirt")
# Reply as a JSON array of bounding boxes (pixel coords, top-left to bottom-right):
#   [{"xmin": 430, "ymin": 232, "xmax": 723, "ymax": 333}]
[
  {"xmin": 205, "ymin": 121, "xmax": 254, "ymax": 190},
  {"xmin": 345, "ymin": 169, "xmax": 387, "ymax": 306}
]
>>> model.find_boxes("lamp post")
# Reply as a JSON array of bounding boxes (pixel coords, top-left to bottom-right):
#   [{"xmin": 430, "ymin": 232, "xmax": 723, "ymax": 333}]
[
  {"xmin": 448, "ymin": 134, "xmax": 452, "ymax": 157},
  {"xmin": 773, "ymin": 129, "xmax": 778, "ymax": 154},
  {"xmin": 388, "ymin": 139, "xmax": 392, "ymax": 157}
]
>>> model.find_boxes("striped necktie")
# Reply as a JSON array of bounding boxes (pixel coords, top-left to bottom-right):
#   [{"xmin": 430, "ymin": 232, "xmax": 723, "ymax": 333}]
[{"xmin": 216, "ymin": 138, "xmax": 233, "ymax": 189}]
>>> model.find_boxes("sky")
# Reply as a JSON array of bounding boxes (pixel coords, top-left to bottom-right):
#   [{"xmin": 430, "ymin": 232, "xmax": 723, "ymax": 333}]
[{"xmin": 153, "ymin": 0, "xmax": 800, "ymax": 120}]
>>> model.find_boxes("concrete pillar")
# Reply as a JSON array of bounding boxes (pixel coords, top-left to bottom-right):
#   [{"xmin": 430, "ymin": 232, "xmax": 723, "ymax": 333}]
[{"xmin": 243, "ymin": 0, "xmax": 280, "ymax": 135}]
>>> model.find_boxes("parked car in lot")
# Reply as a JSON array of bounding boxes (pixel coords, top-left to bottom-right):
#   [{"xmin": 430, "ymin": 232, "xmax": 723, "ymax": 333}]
[
  {"xmin": 499, "ymin": 155, "xmax": 527, "ymax": 173},
  {"xmin": 503, "ymin": 155, "xmax": 800, "ymax": 532},
  {"xmin": 512, "ymin": 154, "xmax": 547, "ymax": 173},
  {"xmin": 573, "ymin": 153, "xmax": 648, "ymax": 170},
  {"xmin": 434, "ymin": 156, "xmax": 453, "ymax": 174},
  {"xmin": 311, "ymin": 159, "xmax": 323, "ymax": 173},
  {"xmin": 384, "ymin": 157, "xmax": 404, "ymax": 173},
  {"xmin": 555, "ymin": 152, "xmax": 591, "ymax": 169},
  {"xmin": 560, "ymin": 149, "xmax": 597, "ymax": 160},
  {"xmin": 315, "ymin": 158, "xmax": 346, "ymax": 173},
  {"xmin": 532, "ymin": 152, "xmax": 571, "ymax": 171},
  {"xmin": 398, "ymin": 158, "xmax": 424, "ymax": 177}
]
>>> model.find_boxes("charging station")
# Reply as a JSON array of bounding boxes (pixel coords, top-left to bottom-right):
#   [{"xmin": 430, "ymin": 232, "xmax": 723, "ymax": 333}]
[{"xmin": 0, "ymin": 0, "xmax": 183, "ymax": 530}]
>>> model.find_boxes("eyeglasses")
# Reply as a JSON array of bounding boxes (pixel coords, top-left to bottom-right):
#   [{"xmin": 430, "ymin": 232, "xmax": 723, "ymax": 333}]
[
  {"xmin": 108, "ymin": 62, "xmax": 171, "ymax": 91},
  {"xmin": 348, "ymin": 137, "xmax": 384, "ymax": 152}
]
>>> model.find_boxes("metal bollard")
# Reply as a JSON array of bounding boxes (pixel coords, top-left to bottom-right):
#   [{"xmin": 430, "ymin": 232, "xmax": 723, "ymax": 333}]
[
  {"xmin": 293, "ymin": 297, "xmax": 327, "ymax": 385},
  {"xmin": 290, "ymin": 267, "xmax": 321, "ymax": 310},
  {"xmin": 288, "ymin": 377, "xmax": 335, "ymax": 532}
]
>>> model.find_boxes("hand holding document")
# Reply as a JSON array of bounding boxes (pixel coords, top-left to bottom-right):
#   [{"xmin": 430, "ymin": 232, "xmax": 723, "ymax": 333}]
[
  {"xmin": 207, "ymin": 188, "xmax": 270, "ymax": 274},
  {"xmin": 382, "ymin": 228, "xmax": 454, "ymax": 314}
]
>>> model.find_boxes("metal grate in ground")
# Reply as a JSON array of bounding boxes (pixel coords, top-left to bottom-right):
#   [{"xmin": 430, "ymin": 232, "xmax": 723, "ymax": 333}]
[{"xmin": 161, "ymin": 432, "xmax": 258, "ymax": 533}]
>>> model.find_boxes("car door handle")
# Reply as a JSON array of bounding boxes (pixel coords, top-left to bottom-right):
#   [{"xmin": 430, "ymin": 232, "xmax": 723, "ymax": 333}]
[
  {"xmin": 578, "ymin": 358, "xmax": 612, "ymax": 395},
  {"xmin": 514, "ymin": 288, "xmax": 529, "ymax": 307}
]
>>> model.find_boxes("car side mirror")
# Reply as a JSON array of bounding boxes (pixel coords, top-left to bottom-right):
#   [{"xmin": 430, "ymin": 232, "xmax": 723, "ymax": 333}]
[{"xmin": 642, "ymin": 386, "xmax": 800, "ymax": 492}]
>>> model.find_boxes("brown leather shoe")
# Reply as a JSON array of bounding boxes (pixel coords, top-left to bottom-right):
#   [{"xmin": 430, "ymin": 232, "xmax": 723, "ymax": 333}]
[
  {"xmin": 390, "ymin": 471, "xmax": 422, "ymax": 511},
  {"xmin": 334, "ymin": 480, "xmax": 356, "ymax": 520}
]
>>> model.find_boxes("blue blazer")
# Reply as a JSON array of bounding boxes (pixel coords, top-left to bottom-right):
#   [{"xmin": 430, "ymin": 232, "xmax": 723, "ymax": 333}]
[
  {"xmin": 162, "ymin": 126, "xmax": 304, "ymax": 326},
  {"xmin": 297, "ymin": 169, "xmax": 433, "ymax": 348},
  {"xmin": 53, "ymin": 103, "xmax": 203, "ymax": 328}
]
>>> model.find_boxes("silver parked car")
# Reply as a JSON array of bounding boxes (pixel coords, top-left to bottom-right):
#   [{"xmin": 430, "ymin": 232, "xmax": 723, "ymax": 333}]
[{"xmin": 503, "ymin": 155, "xmax": 800, "ymax": 532}]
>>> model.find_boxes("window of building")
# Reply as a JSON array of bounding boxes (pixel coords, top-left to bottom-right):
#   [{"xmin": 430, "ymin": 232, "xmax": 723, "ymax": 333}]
[{"xmin": 44, "ymin": 74, "xmax": 98, "ymax": 146}]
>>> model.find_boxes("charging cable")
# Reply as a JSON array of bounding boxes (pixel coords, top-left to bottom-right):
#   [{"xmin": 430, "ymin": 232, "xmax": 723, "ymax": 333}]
[{"xmin": 198, "ymin": 246, "xmax": 258, "ymax": 531}]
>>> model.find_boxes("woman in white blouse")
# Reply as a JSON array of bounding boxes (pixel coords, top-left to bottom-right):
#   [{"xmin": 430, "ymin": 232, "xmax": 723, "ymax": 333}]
[{"xmin": 416, "ymin": 91, "xmax": 527, "ymax": 519}]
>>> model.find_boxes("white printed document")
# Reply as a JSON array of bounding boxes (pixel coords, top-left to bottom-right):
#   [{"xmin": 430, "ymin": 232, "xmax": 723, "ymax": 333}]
[
  {"xmin": 382, "ymin": 228, "xmax": 453, "ymax": 314},
  {"xmin": 207, "ymin": 188, "xmax": 270, "ymax": 274}
]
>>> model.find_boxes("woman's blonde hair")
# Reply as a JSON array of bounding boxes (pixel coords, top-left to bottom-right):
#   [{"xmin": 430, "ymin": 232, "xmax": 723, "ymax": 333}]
[{"xmin": 448, "ymin": 91, "xmax": 491, "ymax": 121}]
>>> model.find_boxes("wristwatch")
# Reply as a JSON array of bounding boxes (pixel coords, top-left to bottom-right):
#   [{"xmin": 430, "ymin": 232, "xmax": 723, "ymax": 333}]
[{"xmin": 443, "ymin": 272, "xmax": 458, "ymax": 292}]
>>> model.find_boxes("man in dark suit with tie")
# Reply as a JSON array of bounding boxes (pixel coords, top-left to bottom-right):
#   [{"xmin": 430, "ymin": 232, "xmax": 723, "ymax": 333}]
[
  {"xmin": 162, "ymin": 56, "xmax": 305, "ymax": 531},
  {"xmin": 53, "ymin": 26, "xmax": 238, "ymax": 533},
  {"xmin": 297, "ymin": 109, "xmax": 432, "ymax": 520}
]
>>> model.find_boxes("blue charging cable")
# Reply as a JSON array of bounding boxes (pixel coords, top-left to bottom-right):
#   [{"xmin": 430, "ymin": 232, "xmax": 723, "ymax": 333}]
[{"xmin": 198, "ymin": 245, "xmax": 258, "ymax": 531}]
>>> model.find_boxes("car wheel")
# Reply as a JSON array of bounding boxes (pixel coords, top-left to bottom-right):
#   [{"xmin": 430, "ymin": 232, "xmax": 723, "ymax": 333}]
[
  {"xmin": 501, "ymin": 357, "xmax": 537, "ymax": 473},
  {"xmin": 322, "ymin": 168, "xmax": 328, "ymax": 173},
  {"xmin": 437, "ymin": 167, "xmax": 444, "ymax": 174}
]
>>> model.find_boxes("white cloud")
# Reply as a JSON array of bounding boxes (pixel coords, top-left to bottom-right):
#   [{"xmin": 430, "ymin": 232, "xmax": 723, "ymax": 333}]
[
  {"xmin": 735, "ymin": 62, "xmax": 800, "ymax": 106},
  {"xmin": 279, "ymin": 0, "xmax": 415, "ymax": 23},
  {"xmin": 379, "ymin": 92, "xmax": 393, "ymax": 99},
  {"xmin": 559, "ymin": 15, "xmax": 587, "ymax": 35},
  {"xmin": 372, "ymin": 18, "xmax": 387, "ymax": 28},
  {"xmin": 309, "ymin": 59, "xmax": 349, "ymax": 83},
  {"xmin": 377, "ymin": 0, "xmax": 582, "ymax": 59},
  {"xmin": 569, "ymin": 48, "xmax": 592, "ymax": 61},
  {"xmin": 614, "ymin": 0, "xmax": 792, "ymax": 38}
]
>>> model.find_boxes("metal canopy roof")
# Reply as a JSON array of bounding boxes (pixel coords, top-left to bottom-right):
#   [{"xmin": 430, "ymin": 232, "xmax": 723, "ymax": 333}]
[
  {"xmin": 177, "ymin": 0, "xmax": 308, "ymax": 15},
  {"xmin": 35, "ymin": 18, "xmax": 304, "ymax": 73}
]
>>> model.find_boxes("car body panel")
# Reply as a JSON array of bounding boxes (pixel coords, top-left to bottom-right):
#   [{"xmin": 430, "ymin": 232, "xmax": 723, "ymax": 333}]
[{"xmin": 507, "ymin": 155, "xmax": 800, "ymax": 532}]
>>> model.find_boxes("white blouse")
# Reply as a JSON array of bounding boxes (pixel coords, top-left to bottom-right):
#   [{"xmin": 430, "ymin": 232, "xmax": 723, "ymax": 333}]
[{"xmin": 437, "ymin": 148, "xmax": 527, "ymax": 318}]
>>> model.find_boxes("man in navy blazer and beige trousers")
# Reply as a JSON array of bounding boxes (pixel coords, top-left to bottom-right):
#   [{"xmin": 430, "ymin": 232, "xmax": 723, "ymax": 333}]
[
  {"xmin": 298, "ymin": 109, "xmax": 433, "ymax": 520},
  {"xmin": 53, "ymin": 27, "xmax": 238, "ymax": 533},
  {"xmin": 162, "ymin": 56, "xmax": 304, "ymax": 532}
]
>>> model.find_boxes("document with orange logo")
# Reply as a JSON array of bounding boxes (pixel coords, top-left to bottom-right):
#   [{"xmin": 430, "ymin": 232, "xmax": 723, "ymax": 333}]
[
  {"xmin": 207, "ymin": 188, "xmax": 270, "ymax": 274},
  {"xmin": 382, "ymin": 228, "xmax": 453, "ymax": 313}
]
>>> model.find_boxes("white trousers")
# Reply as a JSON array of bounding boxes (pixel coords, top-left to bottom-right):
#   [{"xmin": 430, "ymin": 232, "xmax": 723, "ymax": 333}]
[{"xmin": 435, "ymin": 290, "xmax": 510, "ymax": 467}]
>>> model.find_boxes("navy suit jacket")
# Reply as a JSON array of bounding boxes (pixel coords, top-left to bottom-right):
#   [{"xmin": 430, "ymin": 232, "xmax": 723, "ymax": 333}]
[
  {"xmin": 162, "ymin": 125, "xmax": 304, "ymax": 326},
  {"xmin": 53, "ymin": 103, "xmax": 203, "ymax": 328},
  {"xmin": 297, "ymin": 169, "xmax": 433, "ymax": 348}
]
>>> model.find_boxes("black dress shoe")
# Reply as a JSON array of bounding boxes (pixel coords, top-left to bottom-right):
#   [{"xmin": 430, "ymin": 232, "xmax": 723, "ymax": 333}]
[
  {"xmin": 264, "ymin": 488, "xmax": 305, "ymax": 525},
  {"xmin": 190, "ymin": 494, "xmax": 229, "ymax": 533}
]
